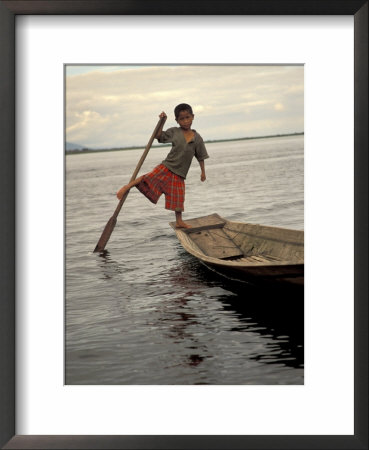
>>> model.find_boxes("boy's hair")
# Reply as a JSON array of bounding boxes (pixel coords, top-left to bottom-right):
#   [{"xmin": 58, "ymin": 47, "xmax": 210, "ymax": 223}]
[{"xmin": 174, "ymin": 103, "xmax": 193, "ymax": 119}]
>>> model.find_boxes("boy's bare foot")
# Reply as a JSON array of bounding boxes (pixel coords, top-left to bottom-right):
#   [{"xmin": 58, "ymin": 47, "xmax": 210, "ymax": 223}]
[
  {"xmin": 116, "ymin": 176, "xmax": 144, "ymax": 199},
  {"xmin": 175, "ymin": 221, "xmax": 191, "ymax": 229},
  {"xmin": 116, "ymin": 185, "xmax": 130, "ymax": 200},
  {"xmin": 175, "ymin": 211, "xmax": 191, "ymax": 229}
]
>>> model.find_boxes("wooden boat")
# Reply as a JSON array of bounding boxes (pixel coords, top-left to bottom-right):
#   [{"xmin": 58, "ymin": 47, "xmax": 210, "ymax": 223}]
[{"xmin": 170, "ymin": 213, "xmax": 304, "ymax": 287}]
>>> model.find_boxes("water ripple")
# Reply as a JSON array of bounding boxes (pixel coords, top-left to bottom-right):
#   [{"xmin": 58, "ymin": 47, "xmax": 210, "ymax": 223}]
[{"xmin": 66, "ymin": 136, "xmax": 304, "ymax": 385}]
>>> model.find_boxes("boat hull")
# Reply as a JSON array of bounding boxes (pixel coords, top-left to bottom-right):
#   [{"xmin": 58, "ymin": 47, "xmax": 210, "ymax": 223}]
[
  {"xmin": 203, "ymin": 260, "xmax": 304, "ymax": 286},
  {"xmin": 170, "ymin": 213, "xmax": 304, "ymax": 287}
]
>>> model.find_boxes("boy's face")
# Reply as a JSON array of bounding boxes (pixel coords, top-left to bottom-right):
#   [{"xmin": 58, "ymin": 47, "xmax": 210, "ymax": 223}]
[{"xmin": 176, "ymin": 110, "xmax": 194, "ymax": 130}]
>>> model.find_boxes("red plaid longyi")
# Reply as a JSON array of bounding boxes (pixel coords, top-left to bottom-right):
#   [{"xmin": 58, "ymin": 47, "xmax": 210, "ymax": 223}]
[{"xmin": 135, "ymin": 164, "xmax": 185, "ymax": 212}]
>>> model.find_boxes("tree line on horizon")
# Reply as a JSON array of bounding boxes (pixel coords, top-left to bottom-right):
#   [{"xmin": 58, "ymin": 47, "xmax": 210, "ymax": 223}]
[{"xmin": 66, "ymin": 131, "xmax": 304, "ymax": 154}]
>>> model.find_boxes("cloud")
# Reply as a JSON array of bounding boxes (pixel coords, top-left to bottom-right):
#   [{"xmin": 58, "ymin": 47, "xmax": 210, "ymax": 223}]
[{"xmin": 66, "ymin": 65, "xmax": 304, "ymax": 148}]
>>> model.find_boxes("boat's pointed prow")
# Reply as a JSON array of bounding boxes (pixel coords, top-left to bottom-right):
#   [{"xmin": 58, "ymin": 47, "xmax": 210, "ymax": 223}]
[{"xmin": 169, "ymin": 213, "xmax": 225, "ymax": 231}]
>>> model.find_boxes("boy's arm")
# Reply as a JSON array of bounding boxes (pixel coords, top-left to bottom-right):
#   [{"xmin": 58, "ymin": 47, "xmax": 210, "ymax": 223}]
[
  {"xmin": 199, "ymin": 160, "xmax": 206, "ymax": 182},
  {"xmin": 155, "ymin": 111, "xmax": 167, "ymax": 139}
]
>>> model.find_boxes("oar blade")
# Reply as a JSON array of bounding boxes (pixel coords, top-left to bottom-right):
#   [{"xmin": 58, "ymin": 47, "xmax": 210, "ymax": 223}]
[{"xmin": 93, "ymin": 216, "xmax": 117, "ymax": 253}]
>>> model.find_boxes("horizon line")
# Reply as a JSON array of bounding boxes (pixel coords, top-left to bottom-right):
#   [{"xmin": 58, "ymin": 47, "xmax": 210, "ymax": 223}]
[{"xmin": 66, "ymin": 131, "xmax": 304, "ymax": 154}]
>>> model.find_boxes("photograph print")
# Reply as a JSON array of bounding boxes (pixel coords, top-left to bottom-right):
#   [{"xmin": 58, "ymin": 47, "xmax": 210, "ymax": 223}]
[{"xmin": 65, "ymin": 64, "xmax": 304, "ymax": 385}]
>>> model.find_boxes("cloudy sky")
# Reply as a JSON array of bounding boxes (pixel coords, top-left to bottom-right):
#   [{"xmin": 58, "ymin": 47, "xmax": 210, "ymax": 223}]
[{"xmin": 66, "ymin": 65, "xmax": 304, "ymax": 149}]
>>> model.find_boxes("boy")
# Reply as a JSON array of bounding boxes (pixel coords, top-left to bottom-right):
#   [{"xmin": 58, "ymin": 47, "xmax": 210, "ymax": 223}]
[{"xmin": 116, "ymin": 104, "xmax": 209, "ymax": 228}]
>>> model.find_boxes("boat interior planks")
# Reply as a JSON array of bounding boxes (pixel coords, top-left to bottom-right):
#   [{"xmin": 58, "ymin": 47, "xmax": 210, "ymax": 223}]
[
  {"xmin": 224, "ymin": 221, "xmax": 303, "ymax": 263},
  {"xmin": 187, "ymin": 228, "xmax": 243, "ymax": 259}
]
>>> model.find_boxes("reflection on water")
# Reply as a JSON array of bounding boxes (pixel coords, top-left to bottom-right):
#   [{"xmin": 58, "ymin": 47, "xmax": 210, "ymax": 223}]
[
  {"xmin": 67, "ymin": 245, "xmax": 303, "ymax": 384},
  {"xmin": 66, "ymin": 136, "xmax": 304, "ymax": 384},
  {"xmin": 168, "ymin": 252, "xmax": 304, "ymax": 372}
]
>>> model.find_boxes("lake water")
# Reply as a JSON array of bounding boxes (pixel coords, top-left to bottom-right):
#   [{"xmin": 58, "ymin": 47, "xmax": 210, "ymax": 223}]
[{"xmin": 66, "ymin": 135, "xmax": 304, "ymax": 385}]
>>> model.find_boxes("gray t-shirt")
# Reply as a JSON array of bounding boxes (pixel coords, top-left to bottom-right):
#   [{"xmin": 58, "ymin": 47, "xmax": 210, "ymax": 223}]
[{"xmin": 158, "ymin": 127, "xmax": 209, "ymax": 179}]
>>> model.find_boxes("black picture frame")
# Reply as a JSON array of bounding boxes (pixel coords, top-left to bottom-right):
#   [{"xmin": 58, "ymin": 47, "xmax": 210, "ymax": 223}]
[{"xmin": 0, "ymin": 1, "xmax": 367, "ymax": 449}]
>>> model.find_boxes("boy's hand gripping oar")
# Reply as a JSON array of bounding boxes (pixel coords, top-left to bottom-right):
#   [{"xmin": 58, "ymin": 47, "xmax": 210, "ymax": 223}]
[{"xmin": 93, "ymin": 116, "xmax": 167, "ymax": 253}]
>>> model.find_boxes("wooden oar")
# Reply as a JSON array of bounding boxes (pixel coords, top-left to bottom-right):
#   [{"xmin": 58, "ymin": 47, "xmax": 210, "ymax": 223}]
[{"xmin": 93, "ymin": 116, "xmax": 167, "ymax": 252}]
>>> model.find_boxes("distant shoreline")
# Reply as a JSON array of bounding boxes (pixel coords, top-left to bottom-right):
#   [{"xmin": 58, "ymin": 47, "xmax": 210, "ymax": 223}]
[{"xmin": 66, "ymin": 132, "xmax": 304, "ymax": 155}]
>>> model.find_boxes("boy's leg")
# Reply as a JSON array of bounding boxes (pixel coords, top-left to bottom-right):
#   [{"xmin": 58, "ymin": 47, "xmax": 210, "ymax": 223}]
[
  {"xmin": 175, "ymin": 211, "xmax": 191, "ymax": 228},
  {"xmin": 116, "ymin": 176, "xmax": 144, "ymax": 200}
]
